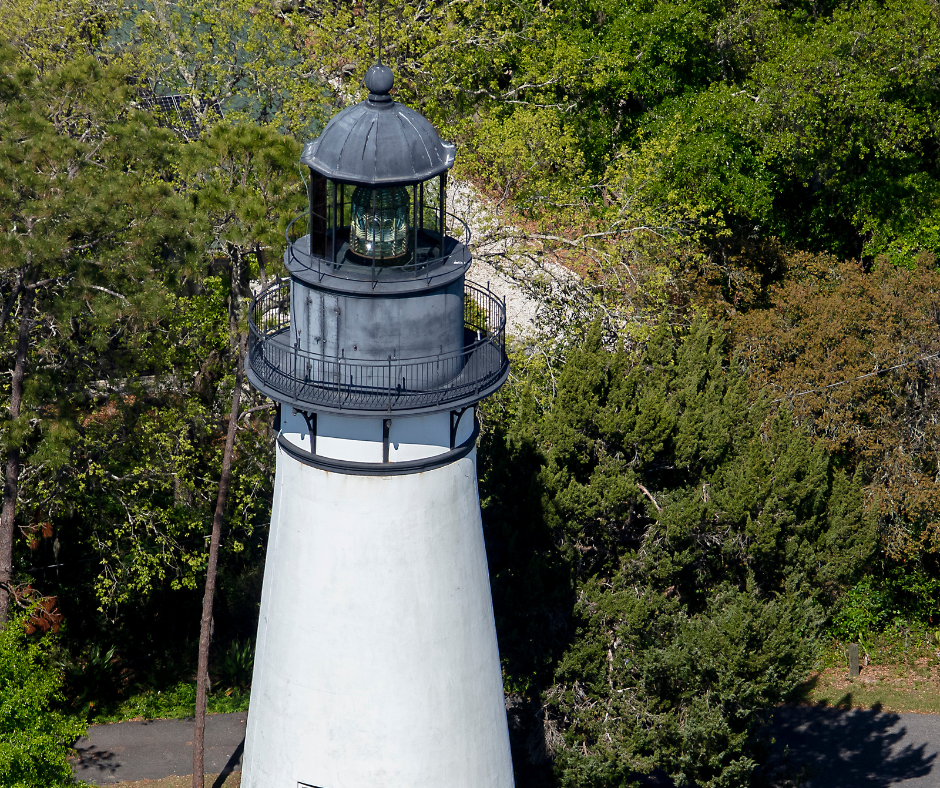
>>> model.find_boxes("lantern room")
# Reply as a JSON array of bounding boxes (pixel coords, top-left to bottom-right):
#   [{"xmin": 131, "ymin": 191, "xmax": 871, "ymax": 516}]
[{"xmin": 301, "ymin": 64, "xmax": 454, "ymax": 269}]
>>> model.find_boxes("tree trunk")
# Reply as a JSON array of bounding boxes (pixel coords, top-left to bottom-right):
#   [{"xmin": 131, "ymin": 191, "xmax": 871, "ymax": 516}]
[
  {"xmin": 255, "ymin": 244, "xmax": 268, "ymax": 288},
  {"xmin": 0, "ymin": 285, "xmax": 34, "ymax": 629},
  {"xmin": 193, "ymin": 332, "xmax": 246, "ymax": 788}
]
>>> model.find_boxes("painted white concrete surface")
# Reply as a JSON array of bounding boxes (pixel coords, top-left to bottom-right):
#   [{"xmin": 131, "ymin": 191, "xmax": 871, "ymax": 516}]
[
  {"xmin": 317, "ymin": 412, "xmax": 383, "ymax": 463},
  {"xmin": 241, "ymin": 441, "xmax": 514, "ymax": 788},
  {"xmin": 280, "ymin": 408, "xmax": 475, "ymax": 463}
]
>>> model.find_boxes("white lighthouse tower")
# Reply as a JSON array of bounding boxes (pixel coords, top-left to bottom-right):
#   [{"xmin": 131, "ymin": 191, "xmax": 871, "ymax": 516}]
[{"xmin": 241, "ymin": 64, "xmax": 513, "ymax": 788}]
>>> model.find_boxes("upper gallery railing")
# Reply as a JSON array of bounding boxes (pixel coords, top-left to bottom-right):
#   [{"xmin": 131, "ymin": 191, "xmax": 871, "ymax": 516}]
[{"xmin": 285, "ymin": 211, "xmax": 472, "ymax": 286}]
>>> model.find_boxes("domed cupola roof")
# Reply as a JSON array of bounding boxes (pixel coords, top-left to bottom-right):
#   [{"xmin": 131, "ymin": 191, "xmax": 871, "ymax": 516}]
[{"xmin": 300, "ymin": 65, "xmax": 456, "ymax": 186}]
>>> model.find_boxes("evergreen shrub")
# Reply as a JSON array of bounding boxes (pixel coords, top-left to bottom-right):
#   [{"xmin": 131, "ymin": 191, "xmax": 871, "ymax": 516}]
[{"xmin": 481, "ymin": 319, "xmax": 874, "ymax": 788}]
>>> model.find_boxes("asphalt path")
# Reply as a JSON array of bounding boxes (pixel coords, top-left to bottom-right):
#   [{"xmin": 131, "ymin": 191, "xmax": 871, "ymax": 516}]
[
  {"xmin": 72, "ymin": 706, "xmax": 940, "ymax": 786},
  {"xmin": 766, "ymin": 705, "xmax": 940, "ymax": 787},
  {"xmin": 72, "ymin": 712, "xmax": 246, "ymax": 785}
]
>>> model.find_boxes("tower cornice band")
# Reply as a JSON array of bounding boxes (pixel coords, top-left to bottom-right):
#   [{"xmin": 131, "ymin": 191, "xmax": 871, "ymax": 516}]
[{"xmin": 275, "ymin": 414, "xmax": 479, "ymax": 475}]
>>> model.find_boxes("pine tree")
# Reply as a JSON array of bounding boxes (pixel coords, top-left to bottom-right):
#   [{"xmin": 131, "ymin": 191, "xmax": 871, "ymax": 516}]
[{"xmin": 0, "ymin": 48, "xmax": 192, "ymax": 625}]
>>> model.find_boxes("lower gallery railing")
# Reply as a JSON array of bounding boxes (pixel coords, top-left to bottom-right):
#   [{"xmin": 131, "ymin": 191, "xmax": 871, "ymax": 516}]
[{"xmin": 247, "ymin": 279, "xmax": 508, "ymax": 413}]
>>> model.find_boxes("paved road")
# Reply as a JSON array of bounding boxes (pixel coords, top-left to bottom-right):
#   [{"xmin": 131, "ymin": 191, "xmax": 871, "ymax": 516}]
[
  {"xmin": 72, "ymin": 706, "xmax": 940, "ymax": 786},
  {"xmin": 767, "ymin": 705, "xmax": 940, "ymax": 787},
  {"xmin": 72, "ymin": 712, "xmax": 246, "ymax": 785}
]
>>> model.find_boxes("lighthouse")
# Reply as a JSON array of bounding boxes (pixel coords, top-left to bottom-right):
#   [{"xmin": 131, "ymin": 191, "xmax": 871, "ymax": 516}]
[{"xmin": 241, "ymin": 64, "xmax": 513, "ymax": 788}]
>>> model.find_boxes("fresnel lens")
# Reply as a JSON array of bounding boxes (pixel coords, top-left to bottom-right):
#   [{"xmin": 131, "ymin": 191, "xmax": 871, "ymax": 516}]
[{"xmin": 349, "ymin": 186, "xmax": 410, "ymax": 261}]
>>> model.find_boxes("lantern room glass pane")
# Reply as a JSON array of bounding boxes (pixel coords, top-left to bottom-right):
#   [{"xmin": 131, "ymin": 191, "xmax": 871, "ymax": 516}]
[
  {"xmin": 421, "ymin": 179, "xmax": 439, "ymax": 235},
  {"xmin": 309, "ymin": 171, "xmax": 328, "ymax": 257},
  {"xmin": 349, "ymin": 186, "xmax": 411, "ymax": 261},
  {"xmin": 302, "ymin": 175, "xmax": 454, "ymax": 269},
  {"xmin": 417, "ymin": 174, "xmax": 446, "ymax": 259}
]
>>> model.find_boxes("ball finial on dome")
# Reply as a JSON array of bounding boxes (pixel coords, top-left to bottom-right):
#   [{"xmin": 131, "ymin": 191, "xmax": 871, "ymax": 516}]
[{"xmin": 365, "ymin": 64, "xmax": 394, "ymax": 99}]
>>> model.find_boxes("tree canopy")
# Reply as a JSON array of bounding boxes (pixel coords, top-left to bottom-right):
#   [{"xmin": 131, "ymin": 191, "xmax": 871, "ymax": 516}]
[{"xmin": 0, "ymin": 1, "xmax": 937, "ymax": 785}]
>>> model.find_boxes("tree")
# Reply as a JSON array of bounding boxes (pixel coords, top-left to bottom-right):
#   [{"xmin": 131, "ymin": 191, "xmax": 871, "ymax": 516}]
[
  {"xmin": 174, "ymin": 121, "xmax": 301, "ymax": 788},
  {"xmin": 0, "ymin": 48, "xmax": 192, "ymax": 625},
  {"xmin": 480, "ymin": 319, "xmax": 872, "ymax": 787},
  {"xmin": 0, "ymin": 0, "xmax": 118, "ymax": 75},
  {"xmin": 651, "ymin": 0, "xmax": 940, "ymax": 262},
  {"xmin": 124, "ymin": 0, "xmax": 328, "ymax": 135},
  {"xmin": 733, "ymin": 253, "xmax": 940, "ymax": 571}
]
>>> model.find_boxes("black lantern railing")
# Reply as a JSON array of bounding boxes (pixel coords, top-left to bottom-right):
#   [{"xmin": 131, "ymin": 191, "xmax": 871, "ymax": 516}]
[
  {"xmin": 247, "ymin": 279, "xmax": 509, "ymax": 414},
  {"xmin": 285, "ymin": 211, "xmax": 471, "ymax": 285}
]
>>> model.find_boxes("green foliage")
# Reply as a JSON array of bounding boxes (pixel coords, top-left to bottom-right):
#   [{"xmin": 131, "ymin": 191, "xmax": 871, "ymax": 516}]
[
  {"xmin": 1, "ymin": 26, "xmax": 278, "ymax": 715},
  {"xmin": 644, "ymin": 1, "xmax": 940, "ymax": 263},
  {"xmin": 831, "ymin": 561, "xmax": 940, "ymax": 643},
  {"xmin": 830, "ymin": 577, "xmax": 890, "ymax": 643},
  {"xmin": 0, "ymin": 44, "xmax": 192, "ymax": 475},
  {"xmin": 90, "ymin": 680, "xmax": 250, "ymax": 724},
  {"xmin": 214, "ymin": 638, "xmax": 253, "ymax": 692},
  {"xmin": 482, "ymin": 320, "xmax": 873, "ymax": 786},
  {"xmin": 0, "ymin": 0, "xmax": 118, "ymax": 74},
  {"xmin": 60, "ymin": 644, "xmax": 120, "ymax": 717},
  {"xmin": 123, "ymin": 0, "xmax": 328, "ymax": 135},
  {"xmin": 0, "ymin": 620, "xmax": 85, "ymax": 788},
  {"xmin": 555, "ymin": 586, "xmax": 820, "ymax": 788},
  {"xmin": 20, "ymin": 273, "xmax": 269, "ymax": 615},
  {"xmin": 178, "ymin": 121, "xmax": 303, "ymax": 275}
]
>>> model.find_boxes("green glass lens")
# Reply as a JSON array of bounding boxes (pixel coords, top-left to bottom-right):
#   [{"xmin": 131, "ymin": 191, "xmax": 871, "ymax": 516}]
[{"xmin": 349, "ymin": 186, "xmax": 410, "ymax": 260}]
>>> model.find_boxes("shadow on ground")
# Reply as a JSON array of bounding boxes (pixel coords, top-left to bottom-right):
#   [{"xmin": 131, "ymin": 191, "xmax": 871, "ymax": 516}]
[
  {"xmin": 763, "ymin": 699, "xmax": 939, "ymax": 787},
  {"xmin": 211, "ymin": 740, "xmax": 243, "ymax": 788}
]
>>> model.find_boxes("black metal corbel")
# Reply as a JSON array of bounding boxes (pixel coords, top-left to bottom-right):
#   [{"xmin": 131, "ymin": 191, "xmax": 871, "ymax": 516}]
[
  {"xmin": 449, "ymin": 407, "xmax": 470, "ymax": 449},
  {"xmin": 383, "ymin": 418, "xmax": 392, "ymax": 462},
  {"xmin": 300, "ymin": 410, "xmax": 317, "ymax": 454}
]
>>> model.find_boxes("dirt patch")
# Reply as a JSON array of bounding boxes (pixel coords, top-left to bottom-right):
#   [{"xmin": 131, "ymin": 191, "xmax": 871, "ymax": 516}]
[{"xmin": 88, "ymin": 774, "xmax": 239, "ymax": 788}]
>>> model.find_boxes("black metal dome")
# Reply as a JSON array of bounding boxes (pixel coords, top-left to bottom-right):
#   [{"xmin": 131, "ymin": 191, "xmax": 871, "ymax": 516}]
[{"xmin": 300, "ymin": 65, "xmax": 456, "ymax": 186}]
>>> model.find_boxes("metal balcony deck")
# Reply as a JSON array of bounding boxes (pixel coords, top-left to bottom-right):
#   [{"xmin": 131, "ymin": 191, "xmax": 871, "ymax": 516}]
[{"xmin": 246, "ymin": 279, "xmax": 509, "ymax": 416}]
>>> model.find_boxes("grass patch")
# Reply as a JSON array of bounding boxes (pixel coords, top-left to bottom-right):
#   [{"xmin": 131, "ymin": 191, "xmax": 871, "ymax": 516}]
[
  {"xmin": 87, "ymin": 774, "xmax": 239, "ymax": 787},
  {"xmin": 791, "ymin": 662, "xmax": 940, "ymax": 714},
  {"xmin": 802, "ymin": 629, "xmax": 940, "ymax": 714},
  {"xmin": 89, "ymin": 683, "xmax": 250, "ymax": 724}
]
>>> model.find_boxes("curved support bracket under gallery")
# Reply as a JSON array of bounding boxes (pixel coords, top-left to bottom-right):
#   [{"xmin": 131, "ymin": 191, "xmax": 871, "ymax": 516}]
[{"xmin": 277, "ymin": 416, "xmax": 479, "ymax": 476}]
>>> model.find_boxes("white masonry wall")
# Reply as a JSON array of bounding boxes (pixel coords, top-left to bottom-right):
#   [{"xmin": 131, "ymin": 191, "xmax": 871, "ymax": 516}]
[{"xmin": 241, "ymin": 436, "xmax": 514, "ymax": 788}]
